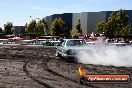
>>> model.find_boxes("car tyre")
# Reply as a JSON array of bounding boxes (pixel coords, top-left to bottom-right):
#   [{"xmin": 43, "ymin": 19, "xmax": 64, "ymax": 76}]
[
  {"xmin": 79, "ymin": 76, "xmax": 86, "ymax": 84},
  {"xmin": 56, "ymin": 50, "xmax": 60, "ymax": 57}
]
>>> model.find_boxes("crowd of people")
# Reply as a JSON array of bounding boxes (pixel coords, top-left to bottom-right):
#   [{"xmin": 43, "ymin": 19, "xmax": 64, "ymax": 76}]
[{"xmin": 78, "ymin": 32, "xmax": 132, "ymax": 43}]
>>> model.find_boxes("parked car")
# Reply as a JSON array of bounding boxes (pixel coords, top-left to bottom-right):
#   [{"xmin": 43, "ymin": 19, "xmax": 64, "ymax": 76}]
[
  {"xmin": 56, "ymin": 39, "xmax": 87, "ymax": 62},
  {"xmin": 42, "ymin": 41, "xmax": 54, "ymax": 46},
  {"xmin": 0, "ymin": 39, "xmax": 12, "ymax": 44}
]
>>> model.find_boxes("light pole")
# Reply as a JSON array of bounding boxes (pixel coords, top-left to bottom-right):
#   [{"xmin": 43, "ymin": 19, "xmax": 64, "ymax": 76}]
[
  {"xmin": 37, "ymin": 18, "xmax": 41, "ymax": 21},
  {"xmin": 30, "ymin": 16, "xmax": 41, "ymax": 21},
  {"xmin": 29, "ymin": 16, "xmax": 33, "ymax": 20}
]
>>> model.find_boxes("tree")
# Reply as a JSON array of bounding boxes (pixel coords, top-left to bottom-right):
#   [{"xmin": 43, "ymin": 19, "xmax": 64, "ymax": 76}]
[
  {"xmin": 76, "ymin": 19, "xmax": 82, "ymax": 34},
  {"xmin": 35, "ymin": 20, "xmax": 44, "ymax": 36},
  {"xmin": 50, "ymin": 18, "xmax": 57, "ymax": 35},
  {"xmin": 42, "ymin": 18, "xmax": 49, "ymax": 35},
  {"xmin": 105, "ymin": 11, "xmax": 117, "ymax": 38},
  {"xmin": 97, "ymin": 12, "xmax": 117, "ymax": 38},
  {"xmin": 50, "ymin": 17, "xmax": 66, "ymax": 36},
  {"xmin": 96, "ymin": 21, "xmax": 106, "ymax": 33},
  {"xmin": 4, "ymin": 22, "xmax": 13, "ymax": 35},
  {"xmin": 96, "ymin": 9, "xmax": 131, "ymax": 38},
  {"xmin": 70, "ymin": 28, "xmax": 79, "ymax": 38},
  {"xmin": 116, "ymin": 9, "xmax": 131, "ymax": 37},
  {"xmin": 25, "ymin": 20, "xmax": 36, "ymax": 37},
  {"xmin": 70, "ymin": 19, "xmax": 82, "ymax": 38},
  {"xmin": 25, "ymin": 19, "xmax": 45, "ymax": 37},
  {"xmin": 0, "ymin": 27, "xmax": 2, "ymax": 33}
]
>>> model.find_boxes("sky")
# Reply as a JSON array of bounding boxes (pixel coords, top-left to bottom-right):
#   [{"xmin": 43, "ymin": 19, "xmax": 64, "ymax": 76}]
[{"xmin": 0, "ymin": 0, "xmax": 132, "ymax": 29}]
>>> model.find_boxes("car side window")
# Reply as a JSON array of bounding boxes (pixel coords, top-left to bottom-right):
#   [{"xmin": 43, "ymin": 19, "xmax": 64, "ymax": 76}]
[
  {"xmin": 60, "ymin": 41, "xmax": 65, "ymax": 47},
  {"xmin": 66, "ymin": 40, "xmax": 74, "ymax": 46},
  {"xmin": 62, "ymin": 41, "xmax": 66, "ymax": 47}
]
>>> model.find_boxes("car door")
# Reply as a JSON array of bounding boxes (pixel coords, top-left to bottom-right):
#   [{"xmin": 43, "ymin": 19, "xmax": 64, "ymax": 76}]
[
  {"xmin": 61, "ymin": 40, "xmax": 66, "ymax": 55},
  {"xmin": 58, "ymin": 40, "xmax": 66, "ymax": 55}
]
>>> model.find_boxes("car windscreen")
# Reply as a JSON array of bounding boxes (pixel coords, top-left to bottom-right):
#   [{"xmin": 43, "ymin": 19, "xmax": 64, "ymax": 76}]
[{"xmin": 66, "ymin": 40, "xmax": 86, "ymax": 46}]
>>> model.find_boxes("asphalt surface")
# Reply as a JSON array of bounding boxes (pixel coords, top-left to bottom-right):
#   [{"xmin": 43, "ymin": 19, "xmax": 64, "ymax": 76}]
[{"xmin": 0, "ymin": 45, "xmax": 132, "ymax": 88}]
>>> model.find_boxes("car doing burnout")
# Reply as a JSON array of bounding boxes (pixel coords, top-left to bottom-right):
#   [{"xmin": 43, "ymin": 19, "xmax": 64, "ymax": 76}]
[{"xmin": 56, "ymin": 39, "xmax": 87, "ymax": 62}]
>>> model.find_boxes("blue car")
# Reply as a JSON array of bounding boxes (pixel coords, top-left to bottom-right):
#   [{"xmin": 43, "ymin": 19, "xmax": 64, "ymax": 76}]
[{"xmin": 56, "ymin": 39, "xmax": 86, "ymax": 62}]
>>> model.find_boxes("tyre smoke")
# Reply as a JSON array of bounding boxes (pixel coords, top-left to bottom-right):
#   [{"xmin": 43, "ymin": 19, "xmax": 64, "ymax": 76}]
[{"xmin": 77, "ymin": 44, "xmax": 132, "ymax": 67}]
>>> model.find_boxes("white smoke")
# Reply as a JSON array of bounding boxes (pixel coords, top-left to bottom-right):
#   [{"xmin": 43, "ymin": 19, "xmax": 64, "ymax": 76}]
[{"xmin": 77, "ymin": 44, "xmax": 132, "ymax": 67}]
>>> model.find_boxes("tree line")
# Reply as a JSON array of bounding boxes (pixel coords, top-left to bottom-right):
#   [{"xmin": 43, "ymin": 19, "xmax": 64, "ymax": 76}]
[
  {"xmin": 24, "ymin": 17, "xmax": 82, "ymax": 38},
  {"xmin": 25, "ymin": 18, "xmax": 48, "ymax": 37},
  {"xmin": 0, "ymin": 9, "xmax": 131, "ymax": 38},
  {"xmin": 0, "ymin": 17, "xmax": 82, "ymax": 38}
]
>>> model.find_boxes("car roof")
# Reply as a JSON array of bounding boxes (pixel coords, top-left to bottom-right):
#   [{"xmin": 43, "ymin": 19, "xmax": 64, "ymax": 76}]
[{"xmin": 63, "ymin": 39, "xmax": 84, "ymax": 41}]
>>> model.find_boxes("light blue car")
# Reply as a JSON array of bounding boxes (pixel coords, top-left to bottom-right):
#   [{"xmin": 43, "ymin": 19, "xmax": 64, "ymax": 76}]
[{"xmin": 56, "ymin": 39, "xmax": 86, "ymax": 62}]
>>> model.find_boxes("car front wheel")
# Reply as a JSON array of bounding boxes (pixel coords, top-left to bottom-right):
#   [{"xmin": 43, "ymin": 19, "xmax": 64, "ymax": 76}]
[{"xmin": 56, "ymin": 50, "xmax": 60, "ymax": 57}]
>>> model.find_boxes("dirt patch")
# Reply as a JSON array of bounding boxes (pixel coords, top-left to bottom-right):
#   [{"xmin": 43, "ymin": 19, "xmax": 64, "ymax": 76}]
[{"xmin": 0, "ymin": 45, "xmax": 132, "ymax": 88}]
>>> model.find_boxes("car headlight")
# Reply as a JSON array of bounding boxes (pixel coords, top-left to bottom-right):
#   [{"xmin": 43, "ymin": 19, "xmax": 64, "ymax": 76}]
[
  {"xmin": 66, "ymin": 49, "xmax": 76, "ymax": 55},
  {"xmin": 66, "ymin": 49, "xmax": 73, "ymax": 55}
]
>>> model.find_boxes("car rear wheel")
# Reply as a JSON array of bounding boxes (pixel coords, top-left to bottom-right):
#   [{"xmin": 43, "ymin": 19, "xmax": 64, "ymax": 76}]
[{"xmin": 56, "ymin": 50, "xmax": 60, "ymax": 57}]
